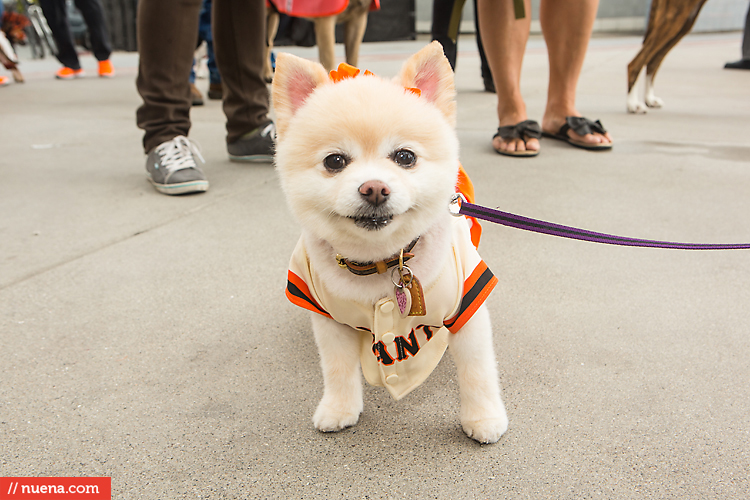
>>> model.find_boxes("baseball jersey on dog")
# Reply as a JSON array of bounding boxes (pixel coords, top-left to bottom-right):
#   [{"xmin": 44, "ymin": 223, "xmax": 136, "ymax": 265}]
[{"xmin": 286, "ymin": 216, "xmax": 498, "ymax": 400}]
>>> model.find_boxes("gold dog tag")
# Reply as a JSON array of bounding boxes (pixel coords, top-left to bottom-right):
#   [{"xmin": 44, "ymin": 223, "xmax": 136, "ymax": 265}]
[{"xmin": 406, "ymin": 275, "xmax": 426, "ymax": 316}]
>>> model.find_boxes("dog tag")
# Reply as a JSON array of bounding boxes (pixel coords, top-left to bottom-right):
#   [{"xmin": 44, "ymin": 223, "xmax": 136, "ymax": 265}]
[
  {"xmin": 392, "ymin": 265, "xmax": 413, "ymax": 317},
  {"xmin": 395, "ymin": 286, "xmax": 410, "ymax": 316},
  {"xmin": 406, "ymin": 275, "xmax": 426, "ymax": 316},
  {"xmin": 391, "ymin": 263, "xmax": 425, "ymax": 317}
]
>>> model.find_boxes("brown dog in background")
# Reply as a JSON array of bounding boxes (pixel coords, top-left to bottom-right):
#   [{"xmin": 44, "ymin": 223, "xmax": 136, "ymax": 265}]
[
  {"xmin": 627, "ymin": 0, "xmax": 709, "ymax": 114},
  {"xmin": 264, "ymin": 0, "xmax": 375, "ymax": 82}
]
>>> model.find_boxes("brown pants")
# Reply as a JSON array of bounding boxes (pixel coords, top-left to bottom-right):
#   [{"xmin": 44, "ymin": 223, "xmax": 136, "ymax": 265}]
[{"xmin": 136, "ymin": 0, "xmax": 269, "ymax": 153}]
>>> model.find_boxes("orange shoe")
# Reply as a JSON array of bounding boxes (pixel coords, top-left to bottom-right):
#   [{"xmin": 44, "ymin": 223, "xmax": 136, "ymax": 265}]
[
  {"xmin": 98, "ymin": 59, "xmax": 114, "ymax": 78},
  {"xmin": 0, "ymin": 76, "xmax": 9, "ymax": 86},
  {"xmin": 56, "ymin": 67, "xmax": 85, "ymax": 79}
]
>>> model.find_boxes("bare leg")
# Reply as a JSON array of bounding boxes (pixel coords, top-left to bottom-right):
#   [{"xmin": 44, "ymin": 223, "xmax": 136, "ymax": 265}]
[
  {"xmin": 540, "ymin": 0, "xmax": 612, "ymax": 146},
  {"xmin": 477, "ymin": 0, "xmax": 539, "ymax": 154},
  {"xmin": 311, "ymin": 314, "xmax": 364, "ymax": 432}
]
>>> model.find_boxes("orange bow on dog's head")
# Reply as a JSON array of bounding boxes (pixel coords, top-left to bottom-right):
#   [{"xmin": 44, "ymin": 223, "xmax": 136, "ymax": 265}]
[{"xmin": 329, "ymin": 63, "xmax": 422, "ymax": 97}]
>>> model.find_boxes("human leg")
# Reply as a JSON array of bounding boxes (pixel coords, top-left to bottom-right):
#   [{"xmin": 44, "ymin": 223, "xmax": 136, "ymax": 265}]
[
  {"xmin": 477, "ymin": 0, "xmax": 539, "ymax": 155},
  {"xmin": 136, "ymin": 0, "xmax": 209, "ymax": 195},
  {"xmin": 136, "ymin": 0, "xmax": 201, "ymax": 153},
  {"xmin": 725, "ymin": 2, "xmax": 750, "ymax": 68},
  {"xmin": 38, "ymin": 0, "xmax": 80, "ymax": 70},
  {"xmin": 72, "ymin": 0, "xmax": 112, "ymax": 62},
  {"xmin": 213, "ymin": 0, "xmax": 273, "ymax": 161},
  {"xmin": 198, "ymin": 0, "xmax": 221, "ymax": 85},
  {"xmin": 540, "ymin": 0, "xmax": 612, "ymax": 147},
  {"xmin": 431, "ymin": 0, "xmax": 464, "ymax": 70},
  {"xmin": 473, "ymin": 0, "xmax": 493, "ymax": 92}
]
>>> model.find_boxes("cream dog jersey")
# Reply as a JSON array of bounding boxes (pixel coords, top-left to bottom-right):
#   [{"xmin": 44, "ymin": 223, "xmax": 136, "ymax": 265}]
[{"xmin": 286, "ymin": 217, "xmax": 498, "ymax": 400}]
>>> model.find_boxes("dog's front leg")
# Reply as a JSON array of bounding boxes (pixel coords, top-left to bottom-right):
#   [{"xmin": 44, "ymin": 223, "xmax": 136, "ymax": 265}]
[
  {"xmin": 644, "ymin": 72, "xmax": 664, "ymax": 109},
  {"xmin": 343, "ymin": 12, "xmax": 368, "ymax": 68},
  {"xmin": 627, "ymin": 69, "xmax": 649, "ymax": 114},
  {"xmin": 313, "ymin": 17, "xmax": 337, "ymax": 72},
  {"xmin": 449, "ymin": 305, "xmax": 508, "ymax": 444},
  {"xmin": 311, "ymin": 314, "xmax": 364, "ymax": 432}
]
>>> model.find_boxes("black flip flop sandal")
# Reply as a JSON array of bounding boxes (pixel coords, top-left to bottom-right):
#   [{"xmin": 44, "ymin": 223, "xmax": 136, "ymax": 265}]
[
  {"xmin": 542, "ymin": 116, "xmax": 613, "ymax": 151},
  {"xmin": 493, "ymin": 120, "xmax": 541, "ymax": 157}
]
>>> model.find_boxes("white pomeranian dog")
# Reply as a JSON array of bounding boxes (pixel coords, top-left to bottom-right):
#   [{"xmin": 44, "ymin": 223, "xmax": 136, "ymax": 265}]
[{"xmin": 272, "ymin": 42, "xmax": 508, "ymax": 443}]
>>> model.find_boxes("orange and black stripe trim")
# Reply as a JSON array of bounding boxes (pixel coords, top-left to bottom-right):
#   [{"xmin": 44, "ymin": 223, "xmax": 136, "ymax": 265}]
[
  {"xmin": 444, "ymin": 261, "xmax": 497, "ymax": 333},
  {"xmin": 286, "ymin": 271, "xmax": 332, "ymax": 318}
]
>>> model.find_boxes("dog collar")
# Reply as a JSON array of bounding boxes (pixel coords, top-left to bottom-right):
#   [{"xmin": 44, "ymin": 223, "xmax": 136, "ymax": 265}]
[{"xmin": 335, "ymin": 238, "xmax": 419, "ymax": 276}]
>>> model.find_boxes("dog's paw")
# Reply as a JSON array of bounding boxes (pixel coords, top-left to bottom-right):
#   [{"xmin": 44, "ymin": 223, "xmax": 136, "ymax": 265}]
[
  {"xmin": 627, "ymin": 100, "xmax": 648, "ymax": 114},
  {"xmin": 645, "ymin": 95, "xmax": 663, "ymax": 109},
  {"xmin": 461, "ymin": 417, "xmax": 508, "ymax": 444},
  {"xmin": 313, "ymin": 403, "xmax": 361, "ymax": 433}
]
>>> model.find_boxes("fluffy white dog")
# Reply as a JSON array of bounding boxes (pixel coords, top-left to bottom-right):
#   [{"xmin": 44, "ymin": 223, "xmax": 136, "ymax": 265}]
[{"xmin": 273, "ymin": 42, "xmax": 508, "ymax": 443}]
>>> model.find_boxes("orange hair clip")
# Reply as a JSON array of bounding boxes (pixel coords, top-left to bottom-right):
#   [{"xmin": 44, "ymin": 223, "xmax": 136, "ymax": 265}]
[
  {"xmin": 328, "ymin": 63, "xmax": 420, "ymax": 97},
  {"xmin": 329, "ymin": 63, "xmax": 361, "ymax": 82}
]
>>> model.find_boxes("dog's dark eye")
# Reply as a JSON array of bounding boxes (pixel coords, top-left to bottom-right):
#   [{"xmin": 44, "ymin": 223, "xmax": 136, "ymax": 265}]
[
  {"xmin": 392, "ymin": 149, "xmax": 416, "ymax": 168},
  {"xmin": 324, "ymin": 153, "xmax": 349, "ymax": 172}
]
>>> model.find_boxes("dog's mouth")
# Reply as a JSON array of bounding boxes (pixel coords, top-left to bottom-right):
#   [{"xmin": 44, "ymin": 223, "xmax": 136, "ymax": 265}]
[
  {"xmin": 345, "ymin": 206, "xmax": 395, "ymax": 231},
  {"xmin": 349, "ymin": 214, "xmax": 394, "ymax": 231}
]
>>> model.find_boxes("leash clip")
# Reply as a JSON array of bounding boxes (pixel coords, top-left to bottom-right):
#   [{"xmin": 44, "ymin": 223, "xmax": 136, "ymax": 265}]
[
  {"xmin": 448, "ymin": 193, "xmax": 466, "ymax": 217},
  {"xmin": 335, "ymin": 254, "xmax": 348, "ymax": 269}
]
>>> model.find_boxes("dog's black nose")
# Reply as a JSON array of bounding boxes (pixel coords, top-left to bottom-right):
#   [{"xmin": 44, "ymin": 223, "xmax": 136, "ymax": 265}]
[{"xmin": 359, "ymin": 180, "xmax": 390, "ymax": 206}]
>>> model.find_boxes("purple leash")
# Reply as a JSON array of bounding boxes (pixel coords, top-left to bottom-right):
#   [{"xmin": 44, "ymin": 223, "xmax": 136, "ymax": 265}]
[{"xmin": 449, "ymin": 194, "xmax": 750, "ymax": 250}]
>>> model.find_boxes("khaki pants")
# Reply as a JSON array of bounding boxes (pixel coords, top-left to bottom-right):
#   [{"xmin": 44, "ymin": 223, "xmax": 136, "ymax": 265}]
[{"xmin": 136, "ymin": 0, "xmax": 269, "ymax": 153}]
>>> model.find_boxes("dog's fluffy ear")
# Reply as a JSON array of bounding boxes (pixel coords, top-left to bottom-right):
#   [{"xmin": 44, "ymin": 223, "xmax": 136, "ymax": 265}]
[
  {"xmin": 397, "ymin": 41, "xmax": 456, "ymax": 126},
  {"xmin": 272, "ymin": 53, "xmax": 330, "ymax": 138}
]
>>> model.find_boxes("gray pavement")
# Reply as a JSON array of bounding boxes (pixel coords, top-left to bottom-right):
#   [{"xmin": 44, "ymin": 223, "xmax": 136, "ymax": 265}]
[{"xmin": 2, "ymin": 33, "xmax": 750, "ymax": 498}]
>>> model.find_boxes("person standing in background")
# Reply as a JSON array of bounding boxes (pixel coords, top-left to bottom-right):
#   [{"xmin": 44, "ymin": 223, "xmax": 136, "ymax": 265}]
[
  {"xmin": 38, "ymin": 0, "xmax": 114, "ymax": 79},
  {"xmin": 431, "ymin": 0, "xmax": 494, "ymax": 92},
  {"xmin": 725, "ymin": 2, "xmax": 750, "ymax": 70},
  {"xmin": 189, "ymin": 0, "xmax": 223, "ymax": 106},
  {"xmin": 477, "ymin": 0, "xmax": 613, "ymax": 157},
  {"xmin": 136, "ymin": 0, "xmax": 274, "ymax": 195}
]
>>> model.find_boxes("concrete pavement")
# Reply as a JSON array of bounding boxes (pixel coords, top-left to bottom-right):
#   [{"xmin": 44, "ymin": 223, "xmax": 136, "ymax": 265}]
[{"xmin": 1, "ymin": 33, "xmax": 750, "ymax": 498}]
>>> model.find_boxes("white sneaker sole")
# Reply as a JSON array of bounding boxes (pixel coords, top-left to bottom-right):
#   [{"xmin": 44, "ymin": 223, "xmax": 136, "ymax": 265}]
[{"xmin": 149, "ymin": 178, "xmax": 209, "ymax": 195}]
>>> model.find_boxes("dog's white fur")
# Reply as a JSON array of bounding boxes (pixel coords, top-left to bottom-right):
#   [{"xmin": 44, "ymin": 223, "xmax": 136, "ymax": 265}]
[
  {"xmin": 627, "ymin": 70, "xmax": 664, "ymax": 114},
  {"xmin": 272, "ymin": 42, "xmax": 508, "ymax": 443}
]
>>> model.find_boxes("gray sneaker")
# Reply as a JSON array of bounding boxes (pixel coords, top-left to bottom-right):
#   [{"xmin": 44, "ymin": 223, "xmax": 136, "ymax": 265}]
[
  {"xmin": 227, "ymin": 121, "xmax": 275, "ymax": 162},
  {"xmin": 146, "ymin": 136, "xmax": 209, "ymax": 195}
]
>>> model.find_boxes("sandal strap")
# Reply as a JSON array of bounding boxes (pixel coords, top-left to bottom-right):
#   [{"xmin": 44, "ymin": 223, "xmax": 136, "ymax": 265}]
[
  {"xmin": 494, "ymin": 120, "xmax": 542, "ymax": 141},
  {"xmin": 561, "ymin": 116, "xmax": 607, "ymax": 137}
]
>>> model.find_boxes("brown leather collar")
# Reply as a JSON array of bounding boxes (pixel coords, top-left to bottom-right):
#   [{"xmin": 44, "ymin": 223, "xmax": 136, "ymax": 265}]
[{"xmin": 335, "ymin": 238, "xmax": 419, "ymax": 276}]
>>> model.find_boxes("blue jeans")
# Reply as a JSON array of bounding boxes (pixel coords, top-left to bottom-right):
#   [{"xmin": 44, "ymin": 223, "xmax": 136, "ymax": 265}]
[{"xmin": 189, "ymin": 0, "xmax": 221, "ymax": 85}]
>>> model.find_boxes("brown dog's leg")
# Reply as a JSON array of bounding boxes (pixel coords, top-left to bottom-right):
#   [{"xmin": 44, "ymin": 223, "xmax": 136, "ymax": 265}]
[
  {"xmin": 645, "ymin": 0, "xmax": 708, "ymax": 83},
  {"xmin": 343, "ymin": 12, "xmax": 368, "ymax": 68},
  {"xmin": 628, "ymin": 0, "xmax": 706, "ymax": 110},
  {"xmin": 627, "ymin": 0, "xmax": 661, "ymax": 92},
  {"xmin": 314, "ymin": 16, "xmax": 337, "ymax": 72}
]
